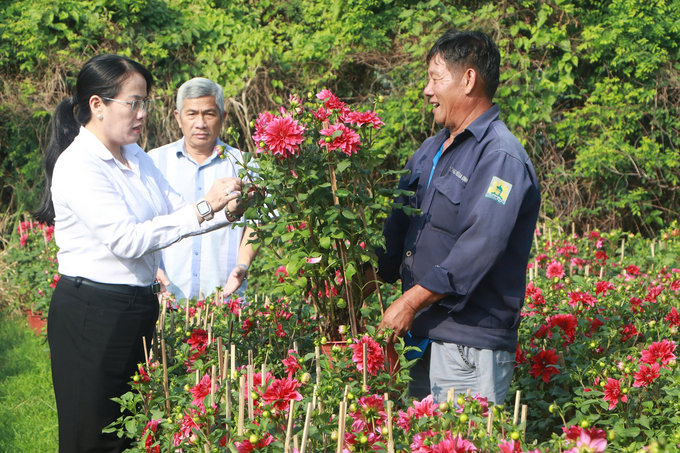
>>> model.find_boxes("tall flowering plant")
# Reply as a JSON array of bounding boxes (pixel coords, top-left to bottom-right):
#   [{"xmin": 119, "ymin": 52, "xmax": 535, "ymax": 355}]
[{"xmin": 242, "ymin": 90, "xmax": 410, "ymax": 339}]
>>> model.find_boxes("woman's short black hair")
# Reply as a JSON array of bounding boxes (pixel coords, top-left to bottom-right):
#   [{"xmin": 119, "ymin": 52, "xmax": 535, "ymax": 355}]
[{"xmin": 426, "ymin": 29, "xmax": 501, "ymax": 100}]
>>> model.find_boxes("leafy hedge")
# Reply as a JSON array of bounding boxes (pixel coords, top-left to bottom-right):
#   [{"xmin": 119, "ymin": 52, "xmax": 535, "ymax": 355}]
[{"xmin": 1, "ymin": 0, "xmax": 678, "ymax": 233}]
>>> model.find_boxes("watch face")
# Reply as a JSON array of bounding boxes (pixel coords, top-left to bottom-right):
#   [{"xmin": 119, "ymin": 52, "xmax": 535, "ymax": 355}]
[{"xmin": 197, "ymin": 201, "xmax": 211, "ymax": 216}]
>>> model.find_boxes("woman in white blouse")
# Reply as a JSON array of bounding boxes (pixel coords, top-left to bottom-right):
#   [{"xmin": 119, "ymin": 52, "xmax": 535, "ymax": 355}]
[{"xmin": 35, "ymin": 54, "xmax": 244, "ymax": 452}]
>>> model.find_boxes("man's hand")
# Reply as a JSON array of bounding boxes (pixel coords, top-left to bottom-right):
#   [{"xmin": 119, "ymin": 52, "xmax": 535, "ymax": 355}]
[
  {"xmin": 378, "ymin": 284, "xmax": 446, "ymax": 343},
  {"xmin": 224, "ymin": 265, "xmax": 247, "ymax": 297},
  {"xmin": 379, "ymin": 295, "xmax": 419, "ymax": 343}
]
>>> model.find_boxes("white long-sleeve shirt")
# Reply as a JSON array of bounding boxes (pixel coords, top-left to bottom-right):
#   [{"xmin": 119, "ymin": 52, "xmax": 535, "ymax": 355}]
[{"xmin": 51, "ymin": 127, "xmax": 229, "ymax": 286}]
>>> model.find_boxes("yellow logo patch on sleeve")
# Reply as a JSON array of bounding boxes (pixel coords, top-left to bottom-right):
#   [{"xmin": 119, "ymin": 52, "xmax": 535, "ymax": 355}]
[{"xmin": 485, "ymin": 176, "xmax": 513, "ymax": 205}]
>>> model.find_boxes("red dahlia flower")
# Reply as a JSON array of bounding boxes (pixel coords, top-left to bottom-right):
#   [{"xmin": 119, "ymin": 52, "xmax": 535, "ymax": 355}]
[
  {"xmin": 640, "ymin": 340, "xmax": 676, "ymax": 369},
  {"xmin": 529, "ymin": 348, "xmax": 560, "ymax": 384},
  {"xmin": 350, "ymin": 334, "xmax": 385, "ymax": 375},
  {"xmin": 319, "ymin": 123, "xmax": 361, "ymax": 156},
  {"xmin": 344, "ymin": 110, "xmax": 385, "ymax": 129},
  {"xmin": 603, "ymin": 378, "xmax": 627, "ymax": 410},
  {"xmin": 595, "ymin": 281, "xmax": 615, "ymax": 296},
  {"xmin": 546, "ymin": 260, "xmax": 565, "ymax": 279},
  {"xmin": 262, "ymin": 376, "xmax": 302, "ymax": 411},
  {"xmin": 262, "ymin": 115, "xmax": 306, "ymax": 158},
  {"xmin": 633, "ymin": 363, "xmax": 661, "ymax": 387},
  {"xmin": 665, "ymin": 307, "xmax": 680, "ymax": 326}
]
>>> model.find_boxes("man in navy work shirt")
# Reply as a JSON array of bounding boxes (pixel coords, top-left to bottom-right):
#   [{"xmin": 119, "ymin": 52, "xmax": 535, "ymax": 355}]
[{"xmin": 374, "ymin": 29, "xmax": 540, "ymax": 404}]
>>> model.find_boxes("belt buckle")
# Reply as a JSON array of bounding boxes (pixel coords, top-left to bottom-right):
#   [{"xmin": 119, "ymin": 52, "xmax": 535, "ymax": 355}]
[{"xmin": 152, "ymin": 282, "xmax": 161, "ymax": 294}]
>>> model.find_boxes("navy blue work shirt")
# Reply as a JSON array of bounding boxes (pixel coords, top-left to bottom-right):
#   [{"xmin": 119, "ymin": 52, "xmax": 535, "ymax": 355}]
[{"xmin": 377, "ymin": 104, "xmax": 541, "ymax": 352}]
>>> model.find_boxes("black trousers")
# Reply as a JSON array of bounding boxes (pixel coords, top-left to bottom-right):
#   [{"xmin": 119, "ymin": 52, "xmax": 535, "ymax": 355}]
[{"xmin": 48, "ymin": 278, "xmax": 158, "ymax": 452}]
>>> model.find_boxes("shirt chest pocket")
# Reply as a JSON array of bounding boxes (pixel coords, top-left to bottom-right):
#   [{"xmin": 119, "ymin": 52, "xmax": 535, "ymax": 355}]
[{"xmin": 429, "ymin": 176, "xmax": 465, "ymax": 236}]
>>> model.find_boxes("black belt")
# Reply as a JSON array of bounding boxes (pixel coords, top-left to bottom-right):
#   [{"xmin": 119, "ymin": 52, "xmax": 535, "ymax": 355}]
[{"xmin": 62, "ymin": 276, "xmax": 160, "ymax": 295}]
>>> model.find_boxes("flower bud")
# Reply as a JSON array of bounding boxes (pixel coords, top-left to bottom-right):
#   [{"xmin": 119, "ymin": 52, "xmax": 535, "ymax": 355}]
[{"xmin": 580, "ymin": 420, "xmax": 589, "ymax": 428}]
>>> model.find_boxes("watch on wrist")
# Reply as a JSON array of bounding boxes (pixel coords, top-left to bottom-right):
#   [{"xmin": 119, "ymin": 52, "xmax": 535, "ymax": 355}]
[{"xmin": 195, "ymin": 199, "xmax": 214, "ymax": 221}]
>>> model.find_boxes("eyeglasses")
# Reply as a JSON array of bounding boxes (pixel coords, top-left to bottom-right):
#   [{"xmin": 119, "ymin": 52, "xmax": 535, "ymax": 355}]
[{"xmin": 102, "ymin": 97, "xmax": 155, "ymax": 113}]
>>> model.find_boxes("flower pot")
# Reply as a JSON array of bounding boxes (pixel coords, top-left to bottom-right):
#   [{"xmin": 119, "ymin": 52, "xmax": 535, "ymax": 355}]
[{"xmin": 26, "ymin": 310, "xmax": 47, "ymax": 335}]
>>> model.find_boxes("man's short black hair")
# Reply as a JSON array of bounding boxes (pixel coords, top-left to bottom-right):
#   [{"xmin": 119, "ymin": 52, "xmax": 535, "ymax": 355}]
[{"xmin": 426, "ymin": 29, "xmax": 501, "ymax": 100}]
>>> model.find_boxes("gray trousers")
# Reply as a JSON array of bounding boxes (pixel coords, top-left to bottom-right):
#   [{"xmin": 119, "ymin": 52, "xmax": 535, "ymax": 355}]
[{"xmin": 409, "ymin": 341, "xmax": 515, "ymax": 405}]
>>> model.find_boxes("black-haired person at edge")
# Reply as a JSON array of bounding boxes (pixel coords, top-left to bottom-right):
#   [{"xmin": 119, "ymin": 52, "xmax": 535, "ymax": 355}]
[{"xmin": 35, "ymin": 54, "xmax": 248, "ymax": 452}]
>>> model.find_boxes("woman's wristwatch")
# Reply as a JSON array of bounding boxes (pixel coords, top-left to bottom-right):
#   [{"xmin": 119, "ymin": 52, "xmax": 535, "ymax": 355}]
[
  {"xmin": 195, "ymin": 199, "xmax": 214, "ymax": 221},
  {"xmin": 235, "ymin": 263, "xmax": 249, "ymax": 277}
]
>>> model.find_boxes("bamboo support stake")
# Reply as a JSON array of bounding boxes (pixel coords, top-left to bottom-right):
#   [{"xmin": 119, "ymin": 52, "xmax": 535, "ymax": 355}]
[
  {"xmin": 336, "ymin": 402, "xmax": 346, "ymax": 453},
  {"xmin": 486, "ymin": 409, "xmax": 494, "ymax": 436},
  {"xmin": 300, "ymin": 402, "xmax": 313, "ymax": 453},
  {"xmin": 529, "ymin": 267, "xmax": 533, "ymax": 281},
  {"xmin": 237, "ymin": 375, "xmax": 245, "ymax": 436},
  {"xmin": 222, "ymin": 349, "xmax": 229, "ymax": 384},
  {"xmin": 161, "ymin": 338, "xmax": 171, "ymax": 416},
  {"xmin": 585, "ymin": 264, "xmax": 590, "ymax": 277},
  {"xmin": 386, "ymin": 400, "xmax": 395, "ymax": 453},
  {"xmin": 225, "ymin": 378, "xmax": 232, "ymax": 419},
  {"xmin": 294, "ymin": 435, "xmax": 299, "ymax": 453},
  {"xmin": 207, "ymin": 325, "xmax": 212, "ymax": 345},
  {"xmin": 599, "ymin": 266, "xmax": 604, "ymax": 279},
  {"xmin": 247, "ymin": 365, "xmax": 254, "ymax": 420},
  {"xmin": 569, "ymin": 262, "xmax": 573, "ymax": 277},
  {"xmin": 248, "ymin": 349, "xmax": 253, "ymax": 367},
  {"xmin": 197, "ymin": 308, "xmax": 202, "ymax": 327},
  {"xmin": 312, "ymin": 385, "xmax": 318, "ymax": 412},
  {"xmin": 293, "ymin": 341, "xmax": 298, "ymax": 353},
  {"xmin": 534, "ymin": 232, "xmax": 539, "ymax": 251},
  {"xmin": 231, "ymin": 344, "xmax": 236, "ymax": 379},
  {"xmin": 196, "ymin": 370, "xmax": 200, "ymax": 385},
  {"xmin": 362, "ymin": 343, "xmax": 368, "ymax": 389},
  {"xmin": 651, "ymin": 240, "xmax": 655, "ymax": 258},
  {"xmin": 211, "ymin": 365, "xmax": 217, "ymax": 396},
  {"xmin": 315, "ymin": 346, "xmax": 321, "ymax": 388},
  {"xmin": 466, "ymin": 388, "xmax": 471, "ymax": 397},
  {"xmin": 217, "ymin": 338, "xmax": 224, "ymax": 378},
  {"xmin": 620, "ymin": 239, "xmax": 625, "ymax": 261},
  {"xmin": 185, "ymin": 302, "xmax": 189, "ymax": 330},
  {"xmin": 521, "ymin": 405, "xmax": 528, "ymax": 440},
  {"xmin": 284, "ymin": 400, "xmax": 296, "ymax": 453},
  {"xmin": 513, "ymin": 390, "xmax": 521, "ymax": 425},
  {"xmin": 548, "ymin": 228, "xmax": 552, "ymax": 246},
  {"xmin": 143, "ymin": 336, "xmax": 150, "ymax": 366},
  {"xmin": 571, "ymin": 222, "xmax": 575, "ymax": 237},
  {"xmin": 447, "ymin": 387, "xmax": 456, "ymax": 403}
]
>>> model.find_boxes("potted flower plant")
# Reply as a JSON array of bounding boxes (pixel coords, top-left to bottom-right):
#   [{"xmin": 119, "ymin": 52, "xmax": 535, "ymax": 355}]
[{"xmin": 236, "ymin": 90, "xmax": 412, "ymax": 340}]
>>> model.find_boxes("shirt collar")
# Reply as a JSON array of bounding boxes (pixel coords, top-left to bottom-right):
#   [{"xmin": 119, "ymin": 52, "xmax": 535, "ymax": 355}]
[
  {"xmin": 464, "ymin": 103, "xmax": 500, "ymax": 143},
  {"xmin": 177, "ymin": 137, "xmax": 227, "ymax": 165}
]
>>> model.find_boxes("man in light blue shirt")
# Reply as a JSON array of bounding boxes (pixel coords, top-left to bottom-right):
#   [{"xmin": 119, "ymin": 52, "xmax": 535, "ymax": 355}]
[{"xmin": 149, "ymin": 78, "xmax": 257, "ymax": 301}]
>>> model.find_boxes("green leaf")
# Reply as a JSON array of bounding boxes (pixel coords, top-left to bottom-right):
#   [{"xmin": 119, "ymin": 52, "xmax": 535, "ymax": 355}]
[
  {"xmin": 336, "ymin": 161, "xmax": 351, "ymax": 174},
  {"xmin": 320, "ymin": 237, "xmax": 332, "ymax": 249},
  {"xmin": 341, "ymin": 209, "xmax": 356, "ymax": 220}
]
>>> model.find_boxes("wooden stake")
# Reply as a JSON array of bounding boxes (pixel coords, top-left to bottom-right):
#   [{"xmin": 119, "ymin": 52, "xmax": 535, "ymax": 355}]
[
  {"xmin": 336, "ymin": 402, "xmax": 346, "ymax": 453},
  {"xmin": 315, "ymin": 346, "xmax": 321, "ymax": 388},
  {"xmin": 161, "ymin": 338, "xmax": 171, "ymax": 416},
  {"xmin": 466, "ymin": 388, "xmax": 471, "ymax": 397},
  {"xmin": 486, "ymin": 409, "xmax": 494, "ymax": 436},
  {"xmin": 284, "ymin": 400, "xmax": 296, "ymax": 453},
  {"xmin": 620, "ymin": 239, "xmax": 625, "ymax": 261},
  {"xmin": 225, "ymin": 378, "xmax": 232, "ymax": 419},
  {"xmin": 521, "ymin": 404, "xmax": 528, "ymax": 440},
  {"xmin": 142, "ymin": 336, "xmax": 150, "ymax": 366},
  {"xmin": 217, "ymin": 338, "xmax": 223, "ymax": 378},
  {"xmin": 386, "ymin": 400, "xmax": 395, "ymax": 453},
  {"xmin": 447, "ymin": 387, "xmax": 456, "ymax": 403},
  {"xmin": 599, "ymin": 267, "xmax": 604, "ymax": 279},
  {"xmin": 571, "ymin": 222, "xmax": 575, "ymax": 237},
  {"xmin": 513, "ymin": 390, "xmax": 521, "ymax": 425},
  {"xmin": 231, "ymin": 344, "xmax": 236, "ymax": 379},
  {"xmin": 237, "ymin": 375, "xmax": 245, "ymax": 436},
  {"xmin": 585, "ymin": 264, "xmax": 590, "ymax": 276},
  {"xmin": 362, "ymin": 342, "xmax": 367, "ymax": 389},
  {"xmin": 293, "ymin": 341, "xmax": 298, "ymax": 353},
  {"xmin": 211, "ymin": 365, "xmax": 217, "ymax": 406},
  {"xmin": 247, "ymin": 365, "xmax": 254, "ymax": 420},
  {"xmin": 248, "ymin": 349, "xmax": 253, "ymax": 367},
  {"xmin": 185, "ymin": 302, "xmax": 189, "ymax": 330},
  {"xmin": 548, "ymin": 228, "xmax": 552, "ymax": 246},
  {"xmin": 651, "ymin": 240, "xmax": 655, "ymax": 258},
  {"xmin": 534, "ymin": 232, "xmax": 539, "ymax": 251},
  {"xmin": 300, "ymin": 402, "xmax": 313, "ymax": 453}
]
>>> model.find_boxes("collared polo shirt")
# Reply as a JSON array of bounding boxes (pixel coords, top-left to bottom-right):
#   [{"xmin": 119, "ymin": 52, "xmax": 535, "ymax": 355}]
[
  {"xmin": 149, "ymin": 138, "xmax": 253, "ymax": 300},
  {"xmin": 377, "ymin": 105, "xmax": 541, "ymax": 352}
]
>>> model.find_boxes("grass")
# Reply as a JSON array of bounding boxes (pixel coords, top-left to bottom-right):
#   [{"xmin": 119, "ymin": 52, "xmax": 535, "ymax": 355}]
[{"xmin": 0, "ymin": 310, "xmax": 58, "ymax": 453}]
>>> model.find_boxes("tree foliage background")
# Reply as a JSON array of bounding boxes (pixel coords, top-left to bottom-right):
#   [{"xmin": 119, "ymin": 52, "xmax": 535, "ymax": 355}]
[{"xmin": 1, "ymin": 0, "xmax": 679, "ymax": 235}]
